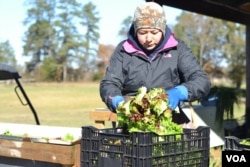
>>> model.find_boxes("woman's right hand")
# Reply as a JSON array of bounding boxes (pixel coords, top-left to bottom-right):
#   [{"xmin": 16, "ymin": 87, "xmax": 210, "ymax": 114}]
[{"xmin": 111, "ymin": 96, "xmax": 125, "ymax": 109}]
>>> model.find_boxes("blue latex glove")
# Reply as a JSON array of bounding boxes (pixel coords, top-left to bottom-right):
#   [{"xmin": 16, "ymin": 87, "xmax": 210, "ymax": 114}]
[
  {"xmin": 167, "ymin": 85, "xmax": 188, "ymax": 110},
  {"xmin": 112, "ymin": 96, "xmax": 125, "ymax": 110}
]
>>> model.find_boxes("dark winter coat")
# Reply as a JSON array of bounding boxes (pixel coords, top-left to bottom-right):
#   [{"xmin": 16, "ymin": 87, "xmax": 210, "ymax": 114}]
[{"xmin": 100, "ymin": 25, "xmax": 211, "ymax": 112}]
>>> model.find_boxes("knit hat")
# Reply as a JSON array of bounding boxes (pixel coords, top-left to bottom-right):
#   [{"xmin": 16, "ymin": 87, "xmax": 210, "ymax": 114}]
[{"xmin": 133, "ymin": 2, "xmax": 166, "ymax": 36}]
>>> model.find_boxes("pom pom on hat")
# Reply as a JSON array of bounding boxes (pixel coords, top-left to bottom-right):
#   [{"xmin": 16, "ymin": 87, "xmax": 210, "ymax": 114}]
[{"xmin": 133, "ymin": 2, "xmax": 166, "ymax": 36}]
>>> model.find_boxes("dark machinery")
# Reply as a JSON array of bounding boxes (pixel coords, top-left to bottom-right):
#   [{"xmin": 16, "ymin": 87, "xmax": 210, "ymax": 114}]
[{"xmin": 0, "ymin": 63, "xmax": 40, "ymax": 125}]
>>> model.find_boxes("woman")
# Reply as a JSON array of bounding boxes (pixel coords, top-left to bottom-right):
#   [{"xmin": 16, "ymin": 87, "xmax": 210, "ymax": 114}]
[{"xmin": 99, "ymin": 2, "xmax": 211, "ymax": 123}]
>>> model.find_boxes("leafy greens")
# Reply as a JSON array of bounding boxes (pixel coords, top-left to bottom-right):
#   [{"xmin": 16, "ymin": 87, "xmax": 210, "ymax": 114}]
[{"xmin": 116, "ymin": 87, "xmax": 183, "ymax": 135}]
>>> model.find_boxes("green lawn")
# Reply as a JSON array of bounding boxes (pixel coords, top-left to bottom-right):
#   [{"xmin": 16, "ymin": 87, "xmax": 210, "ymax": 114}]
[
  {"xmin": 0, "ymin": 82, "xmax": 106, "ymax": 127},
  {"xmin": 0, "ymin": 81, "xmax": 245, "ymax": 129}
]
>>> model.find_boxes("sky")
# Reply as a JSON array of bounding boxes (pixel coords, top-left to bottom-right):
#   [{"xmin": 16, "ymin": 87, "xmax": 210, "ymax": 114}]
[{"xmin": 0, "ymin": 0, "xmax": 183, "ymax": 66}]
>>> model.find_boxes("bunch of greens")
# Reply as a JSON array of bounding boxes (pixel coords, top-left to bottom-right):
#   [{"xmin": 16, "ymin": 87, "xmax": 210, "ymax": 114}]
[
  {"xmin": 62, "ymin": 133, "xmax": 75, "ymax": 142},
  {"xmin": 116, "ymin": 87, "xmax": 183, "ymax": 135},
  {"xmin": 3, "ymin": 130, "xmax": 12, "ymax": 136},
  {"xmin": 240, "ymin": 139, "xmax": 250, "ymax": 146}
]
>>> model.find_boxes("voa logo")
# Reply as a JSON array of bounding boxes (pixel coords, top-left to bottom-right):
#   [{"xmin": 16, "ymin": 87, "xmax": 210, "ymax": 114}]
[{"xmin": 226, "ymin": 154, "xmax": 246, "ymax": 162}]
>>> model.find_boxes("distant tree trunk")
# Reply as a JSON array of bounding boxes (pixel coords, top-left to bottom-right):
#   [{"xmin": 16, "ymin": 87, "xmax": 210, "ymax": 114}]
[
  {"xmin": 63, "ymin": 64, "xmax": 67, "ymax": 82},
  {"xmin": 245, "ymin": 25, "xmax": 250, "ymax": 137}
]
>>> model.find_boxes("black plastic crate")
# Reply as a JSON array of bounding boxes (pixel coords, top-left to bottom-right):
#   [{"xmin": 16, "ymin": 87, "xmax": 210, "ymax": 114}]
[
  {"xmin": 224, "ymin": 136, "xmax": 250, "ymax": 151},
  {"xmin": 81, "ymin": 126, "xmax": 210, "ymax": 167}
]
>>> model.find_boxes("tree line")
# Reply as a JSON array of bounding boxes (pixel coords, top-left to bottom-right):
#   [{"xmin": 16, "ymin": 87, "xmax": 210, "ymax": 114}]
[{"xmin": 0, "ymin": 1, "xmax": 246, "ymax": 89}]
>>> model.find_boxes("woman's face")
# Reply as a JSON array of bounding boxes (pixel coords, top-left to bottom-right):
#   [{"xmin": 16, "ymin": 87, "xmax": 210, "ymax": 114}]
[{"xmin": 136, "ymin": 28, "xmax": 163, "ymax": 50}]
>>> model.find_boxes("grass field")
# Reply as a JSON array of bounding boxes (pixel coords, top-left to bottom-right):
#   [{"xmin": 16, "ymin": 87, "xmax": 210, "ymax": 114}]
[
  {"xmin": 0, "ymin": 81, "xmax": 245, "ymax": 129},
  {"xmin": 0, "ymin": 82, "xmax": 107, "ymax": 127}
]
